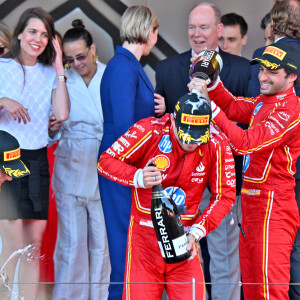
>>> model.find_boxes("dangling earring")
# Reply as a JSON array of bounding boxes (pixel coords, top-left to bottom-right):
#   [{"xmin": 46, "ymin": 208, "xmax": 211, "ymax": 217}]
[{"xmin": 93, "ymin": 54, "xmax": 99, "ymax": 63}]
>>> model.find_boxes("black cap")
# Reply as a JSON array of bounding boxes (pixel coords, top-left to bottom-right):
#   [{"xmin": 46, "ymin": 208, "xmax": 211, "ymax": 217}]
[
  {"xmin": 250, "ymin": 42, "xmax": 300, "ymax": 72},
  {"xmin": 0, "ymin": 131, "xmax": 30, "ymax": 178},
  {"xmin": 173, "ymin": 93, "xmax": 212, "ymax": 145}
]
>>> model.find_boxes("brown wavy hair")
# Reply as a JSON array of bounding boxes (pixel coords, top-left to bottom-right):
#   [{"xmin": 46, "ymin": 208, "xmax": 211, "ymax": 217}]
[{"xmin": 271, "ymin": 0, "xmax": 300, "ymax": 39}]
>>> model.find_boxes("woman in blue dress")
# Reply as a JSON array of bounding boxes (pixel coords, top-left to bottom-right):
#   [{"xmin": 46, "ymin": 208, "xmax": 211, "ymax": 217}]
[{"xmin": 98, "ymin": 5, "xmax": 165, "ymax": 300}]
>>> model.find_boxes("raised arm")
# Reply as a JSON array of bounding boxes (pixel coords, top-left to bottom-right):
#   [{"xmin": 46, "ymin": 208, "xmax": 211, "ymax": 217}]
[{"xmin": 51, "ymin": 37, "xmax": 70, "ymax": 122}]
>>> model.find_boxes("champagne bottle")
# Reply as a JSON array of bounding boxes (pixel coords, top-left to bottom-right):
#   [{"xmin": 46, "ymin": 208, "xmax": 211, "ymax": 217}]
[
  {"xmin": 190, "ymin": 49, "xmax": 223, "ymax": 85},
  {"xmin": 151, "ymin": 183, "xmax": 191, "ymax": 264}
]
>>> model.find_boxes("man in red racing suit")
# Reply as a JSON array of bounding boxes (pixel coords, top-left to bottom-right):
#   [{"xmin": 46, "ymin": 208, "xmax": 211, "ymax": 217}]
[
  {"xmin": 189, "ymin": 42, "xmax": 300, "ymax": 299},
  {"xmin": 97, "ymin": 93, "xmax": 236, "ymax": 300}
]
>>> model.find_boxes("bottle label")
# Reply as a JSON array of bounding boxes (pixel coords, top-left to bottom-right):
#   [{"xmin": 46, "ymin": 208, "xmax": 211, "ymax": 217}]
[
  {"xmin": 172, "ymin": 234, "xmax": 188, "ymax": 256},
  {"xmin": 215, "ymin": 53, "xmax": 223, "ymax": 70},
  {"xmin": 152, "ymin": 191, "xmax": 164, "ymax": 199},
  {"xmin": 158, "ymin": 241, "xmax": 165, "ymax": 258},
  {"xmin": 154, "ymin": 208, "xmax": 175, "ymax": 259},
  {"xmin": 190, "ymin": 49, "xmax": 223, "ymax": 85}
]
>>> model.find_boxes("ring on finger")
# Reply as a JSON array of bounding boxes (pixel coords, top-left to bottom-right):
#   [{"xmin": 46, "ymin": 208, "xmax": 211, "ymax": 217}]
[{"xmin": 153, "ymin": 176, "xmax": 156, "ymax": 181}]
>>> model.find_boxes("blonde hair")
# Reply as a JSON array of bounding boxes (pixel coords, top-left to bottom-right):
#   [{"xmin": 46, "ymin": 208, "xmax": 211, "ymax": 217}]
[
  {"xmin": 120, "ymin": 6, "xmax": 159, "ymax": 44},
  {"xmin": 0, "ymin": 22, "xmax": 12, "ymax": 49}
]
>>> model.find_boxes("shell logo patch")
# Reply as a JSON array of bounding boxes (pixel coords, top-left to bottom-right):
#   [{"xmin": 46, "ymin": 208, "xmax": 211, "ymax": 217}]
[
  {"xmin": 264, "ymin": 46, "xmax": 286, "ymax": 61},
  {"xmin": 4, "ymin": 148, "xmax": 20, "ymax": 161},
  {"xmin": 181, "ymin": 113, "xmax": 209, "ymax": 125},
  {"xmin": 154, "ymin": 155, "xmax": 170, "ymax": 171}
]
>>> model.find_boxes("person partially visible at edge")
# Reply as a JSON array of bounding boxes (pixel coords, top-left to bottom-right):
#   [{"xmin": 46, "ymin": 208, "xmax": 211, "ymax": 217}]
[
  {"xmin": 248, "ymin": 0, "xmax": 300, "ymax": 97},
  {"xmin": 0, "ymin": 130, "xmax": 30, "ymax": 295},
  {"xmin": 247, "ymin": 3, "xmax": 300, "ymax": 297},
  {"xmin": 155, "ymin": 3, "xmax": 250, "ymax": 299},
  {"xmin": 0, "ymin": 6, "xmax": 69, "ymax": 299},
  {"xmin": 98, "ymin": 6, "xmax": 165, "ymax": 300},
  {"xmin": 260, "ymin": 12, "xmax": 274, "ymax": 46},
  {"xmin": 0, "ymin": 131, "xmax": 30, "ymax": 185},
  {"xmin": 190, "ymin": 41, "xmax": 300, "ymax": 300},
  {"xmin": 0, "ymin": 22, "xmax": 12, "ymax": 57},
  {"xmin": 50, "ymin": 19, "xmax": 110, "ymax": 300},
  {"xmin": 98, "ymin": 92, "xmax": 236, "ymax": 300},
  {"xmin": 218, "ymin": 12, "xmax": 248, "ymax": 56}
]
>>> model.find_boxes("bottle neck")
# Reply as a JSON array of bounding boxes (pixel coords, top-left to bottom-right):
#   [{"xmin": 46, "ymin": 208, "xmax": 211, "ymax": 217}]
[{"xmin": 152, "ymin": 183, "xmax": 164, "ymax": 193}]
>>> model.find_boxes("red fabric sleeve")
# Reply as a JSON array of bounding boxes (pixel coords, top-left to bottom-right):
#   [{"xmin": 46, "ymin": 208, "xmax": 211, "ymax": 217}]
[
  {"xmin": 97, "ymin": 118, "xmax": 155, "ymax": 187},
  {"xmin": 193, "ymin": 133, "xmax": 236, "ymax": 235},
  {"xmin": 209, "ymin": 80, "xmax": 256, "ymax": 124},
  {"xmin": 210, "ymin": 83, "xmax": 300, "ymax": 156}
]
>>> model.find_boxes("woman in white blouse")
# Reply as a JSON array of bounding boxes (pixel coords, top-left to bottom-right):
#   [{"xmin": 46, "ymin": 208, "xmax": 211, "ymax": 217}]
[
  {"xmin": 0, "ymin": 7, "xmax": 69, "ymax": 299},
  {"xmin": 50, "ymin": 19, "xmax": 110, "ymax": 300}
]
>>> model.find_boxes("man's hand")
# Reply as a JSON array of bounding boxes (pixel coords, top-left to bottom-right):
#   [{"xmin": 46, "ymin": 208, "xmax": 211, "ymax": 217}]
[
  {"xmin": 188, "ymin": 78, "xmax": 210, "ymax": 100},
  {"xmin": 154, "ymin": 93, "xmax": 166, "ymax": 117},
  {"xmin": 142, "ymin": 158, "xmax": 162, "ymax": 188},
  {"xmin": 0, "ymin": 97, "xmax": 31, "ymax": 124},
  {"xmin": 187, "ymin": 233, "xmax": 198, "ymax": 262}
]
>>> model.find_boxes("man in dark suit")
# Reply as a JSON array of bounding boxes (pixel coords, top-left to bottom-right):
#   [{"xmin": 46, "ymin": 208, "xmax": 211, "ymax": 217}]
[
  {"xmin": 247, "ymin": 1, "xmax": 300, "ymax": 299},
  {"xmin": 156, "ymin": 3, "xmax": 250, "ymax": 300},
  {"xmin": 248, "ymin": 1, "xmax": 300, "ymax": 97}
]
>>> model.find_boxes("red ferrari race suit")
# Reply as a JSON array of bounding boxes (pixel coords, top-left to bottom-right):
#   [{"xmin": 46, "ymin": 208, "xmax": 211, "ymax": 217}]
[
  {"xmin": 97, "ymin": 114, "xmax": 236, "ymax": 300},
  {"xmin": 208, "ymin": 81, "xmax": 300, "ymax": 300}
]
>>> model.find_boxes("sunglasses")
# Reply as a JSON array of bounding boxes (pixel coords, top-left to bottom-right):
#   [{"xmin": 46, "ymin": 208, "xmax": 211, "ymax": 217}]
[
  {"xmin": 0, "ymin": 47, "xmax": 6, "ymax": 56},
  {"xmin": 63, "ymin": 49, "xmax": 90, "ymax": 65}
]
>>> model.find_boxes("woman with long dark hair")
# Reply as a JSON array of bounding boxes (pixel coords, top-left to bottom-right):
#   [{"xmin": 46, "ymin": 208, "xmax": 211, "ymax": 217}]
[{"xmin": 0, "ymin": 7, "xmax": 69, "ymax": 299}]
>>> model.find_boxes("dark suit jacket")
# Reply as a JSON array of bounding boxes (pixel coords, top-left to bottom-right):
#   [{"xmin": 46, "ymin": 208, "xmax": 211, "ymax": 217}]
[
  {"xmin": 155, "ymin": 48, "xmax": 251, "ymax": 194},
  {"xmin": 156, "ymin": 48, "xmax": 251, "ymax": 113}
]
